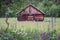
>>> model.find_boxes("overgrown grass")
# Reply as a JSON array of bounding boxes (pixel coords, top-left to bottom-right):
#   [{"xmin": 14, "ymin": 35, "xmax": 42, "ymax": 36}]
[
  {"xmin": 0, "ymin": 17, "xmax": 60, "ymax": 40},
  {"xmin": 0, "ymin": 17, "xmax": 60, "ymax": 33},
  {"xmin": 0, "ymin": 28, "xmax": 60, "ymax": 40}
]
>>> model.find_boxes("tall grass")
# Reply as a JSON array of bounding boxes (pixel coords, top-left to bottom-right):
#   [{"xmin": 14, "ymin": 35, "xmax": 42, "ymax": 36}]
[
  {"xmin": 0, "ymin": 27, "xmax": 60, "ymax": 40},
  {"xmin": 0, "ymin": 17, "xmax": 60, "ymax": 40}
]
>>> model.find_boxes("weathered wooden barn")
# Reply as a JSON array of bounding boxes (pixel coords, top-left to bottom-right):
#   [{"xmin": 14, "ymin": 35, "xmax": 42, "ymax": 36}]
[{"xmin": 17, "ymin": 4, "xmax": 45, "ymax": 21}]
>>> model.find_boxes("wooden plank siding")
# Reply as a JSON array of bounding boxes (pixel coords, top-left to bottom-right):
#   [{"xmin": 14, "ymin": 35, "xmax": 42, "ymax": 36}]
[{"xmin": 17, "ymin": 4, "xmax": 45, "ymax": 21}]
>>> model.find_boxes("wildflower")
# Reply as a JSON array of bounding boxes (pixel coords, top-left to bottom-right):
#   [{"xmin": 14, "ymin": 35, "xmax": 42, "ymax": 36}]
[
  {"xmin": 40, "ymin": 32, "xmax": 46, "ymax": 40},
  {"xmin": 18, "ymin": 31, "xmax": 27, "ymax": 36},
  {"xmin": 12, "ymin": 30, "xmax": 17, "ymax": 33},
  {"xmin": 38, "ymin": 32, "xmax": 41, "ymax": 37}
]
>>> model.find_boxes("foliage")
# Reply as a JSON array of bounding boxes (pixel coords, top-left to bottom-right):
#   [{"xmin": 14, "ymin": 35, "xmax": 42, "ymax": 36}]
[
  {"xmin": 0, "ymin": 0, "xmax": 60, "ymax": 17},
  {"xmin": 0, "ymin": 28, "xmax": 59, "ymax": 40}
]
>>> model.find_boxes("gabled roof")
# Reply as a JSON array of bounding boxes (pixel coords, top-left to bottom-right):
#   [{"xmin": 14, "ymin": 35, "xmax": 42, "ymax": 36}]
[{"xmin": 17, "ymin": 4, "xmax": 45, "ymax": 15}]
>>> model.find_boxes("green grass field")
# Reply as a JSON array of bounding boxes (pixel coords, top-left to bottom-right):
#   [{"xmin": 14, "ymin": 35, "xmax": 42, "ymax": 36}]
[{"xmin": 0, "ymin": 17, "xmax": 60, "ymax": 34}]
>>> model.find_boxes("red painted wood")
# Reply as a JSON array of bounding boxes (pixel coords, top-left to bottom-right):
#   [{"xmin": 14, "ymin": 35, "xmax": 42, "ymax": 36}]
[{"xmin": 17, "ymin": 5, "xmax": 45, "ymax": 21}]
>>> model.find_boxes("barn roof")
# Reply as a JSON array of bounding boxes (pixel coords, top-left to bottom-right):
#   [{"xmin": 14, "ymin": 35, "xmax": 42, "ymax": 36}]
[{"xmin": 17, "ymin": 4, "xmax": 45, "ymax": 15}]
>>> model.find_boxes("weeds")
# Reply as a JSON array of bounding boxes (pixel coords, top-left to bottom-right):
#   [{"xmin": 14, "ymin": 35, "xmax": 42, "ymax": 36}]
[{"xmin": 0, "ymin": 28, "xmax": 59, "ymax": 40}]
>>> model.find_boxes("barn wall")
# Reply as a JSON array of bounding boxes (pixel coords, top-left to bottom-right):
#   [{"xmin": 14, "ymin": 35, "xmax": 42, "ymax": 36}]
[
  {"xmin": 27, "ymin": 15, "xmax": 34, "ymax": 21},
  {"xmin": 18, "ymin": 5, "xmax": 45, "ymax": 21},
  {"xmin": 34, "ymin": 14, "xmax": 44, "ymax": 21},
  {"xmin": 30, "ymin": 6, "xmax": 42, "ymax": 14},
  {"xmin": 17, "ymin": 15, "xmax": 27, "ymax": 21},
  {"xmin": 17, "ymin": 14, "xmax": 44, "ymax": 21}
]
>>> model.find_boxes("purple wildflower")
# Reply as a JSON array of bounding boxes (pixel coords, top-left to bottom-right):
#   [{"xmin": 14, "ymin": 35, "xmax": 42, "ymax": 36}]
[
  {"xmin": 46, "ymin": 32, "xmax": 51, "ymax": 37},
  {"xmin": 40, "ymin": 32, "xmax": 46, "ymax": 40},
  {"xmin": 38, "ymin": 32, "xmax": 41, "ymax": 37}
]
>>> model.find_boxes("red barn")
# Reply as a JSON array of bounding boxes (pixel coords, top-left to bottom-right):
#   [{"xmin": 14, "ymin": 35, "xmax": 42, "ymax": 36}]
[{"xmin": 17, "ymin": 4, "xmax": 45, "ymax": 21}]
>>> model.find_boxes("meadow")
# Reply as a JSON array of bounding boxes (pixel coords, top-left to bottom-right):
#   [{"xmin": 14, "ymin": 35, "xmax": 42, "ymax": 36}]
[
  {"xmin": 0, "ymin": 17, "xmax": 60, "ymax": 33},
  {"xmin": 0, "ymin": 17, "xmax": 60, "ymax": 40}
]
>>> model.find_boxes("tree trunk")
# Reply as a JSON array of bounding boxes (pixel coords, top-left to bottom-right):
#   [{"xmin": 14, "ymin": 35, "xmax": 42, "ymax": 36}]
[{"xmin": 5, "ymin": 17, "xmax": 9, "ymax": 32}]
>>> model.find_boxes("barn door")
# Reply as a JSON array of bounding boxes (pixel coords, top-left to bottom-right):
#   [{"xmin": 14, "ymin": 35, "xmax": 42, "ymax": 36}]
[{"xmin": 27, "ymin": 16, "xmax": 34, "ymax": 21}]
